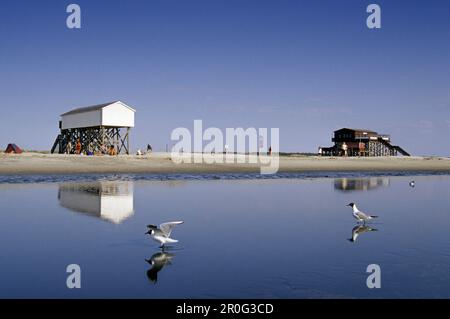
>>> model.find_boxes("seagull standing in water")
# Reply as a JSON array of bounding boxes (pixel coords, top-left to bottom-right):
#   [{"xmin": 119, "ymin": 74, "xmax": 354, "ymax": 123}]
[
  {"xmin": 146, "ymin": 221, "xmax": 184, "ymax": 248},
  {"xmin": 347, "ymin": 203, "xmax": 378, "ymax": 224}
]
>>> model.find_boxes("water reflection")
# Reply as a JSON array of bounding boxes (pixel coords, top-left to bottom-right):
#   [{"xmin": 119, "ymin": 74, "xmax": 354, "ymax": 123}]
[
  {"xmin": 58, "ymin": 181, "xmax": 134, "ymax": 224},
  {"xmin": 145, "ymin": 252, "xmax": 175, "ymax": 284},
  {"xmin": 3, "ymin": 174, "xmax": 450, "ymax": 298},
  {"xmin": 348, "ymin": 224, "xmax": 378, "ymax": 242},
  {"xmin": 334, "ymin": 177, "xmax": 390, "ymax": 192}
]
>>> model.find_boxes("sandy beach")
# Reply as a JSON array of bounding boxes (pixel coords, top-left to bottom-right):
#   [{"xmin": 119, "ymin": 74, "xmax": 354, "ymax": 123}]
[{"xmin": 0, "ymin": 152, "xmax": 450, "ymax": 175}]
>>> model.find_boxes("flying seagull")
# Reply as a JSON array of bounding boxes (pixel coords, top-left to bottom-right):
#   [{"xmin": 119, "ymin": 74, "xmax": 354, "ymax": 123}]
[
  {"xmin": 146, "ymin": 221, "xmax": 184, "ymax": 248},
  {"xmin": 348, "ymin": 224, "xmax": 378, "ymax": 242},
  {"xmin": 347, "ymin": 203, "xmax": 378, "ymax": 223},
  {"xmin": 145, "ymin": 251, "xmax": 174, "ymax": 283}
]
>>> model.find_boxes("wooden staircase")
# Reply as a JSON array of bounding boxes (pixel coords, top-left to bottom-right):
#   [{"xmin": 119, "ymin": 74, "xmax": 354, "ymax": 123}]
[{"xmin": 377, "ymin": 138, "xmax": 410, "ymax": 156}]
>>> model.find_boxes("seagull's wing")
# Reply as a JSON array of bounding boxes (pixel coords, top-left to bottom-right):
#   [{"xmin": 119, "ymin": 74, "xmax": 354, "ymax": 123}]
[
  {"xmin": 159, "ymin": 221, "xmax": 184, "ymax": 237},
  {"xmin": 355, "ymin": 211, "xmax": 370, "ymax": 220}
]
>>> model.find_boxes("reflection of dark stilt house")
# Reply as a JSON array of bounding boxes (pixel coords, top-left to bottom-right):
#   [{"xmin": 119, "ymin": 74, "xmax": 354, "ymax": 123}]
[
  {"xmin": 334, "ymin": 177, "xmax": 390, "ymax": 192},
  {"xmin": 319, "ymin": 128, "xmax": 410, "ymax": 157}
]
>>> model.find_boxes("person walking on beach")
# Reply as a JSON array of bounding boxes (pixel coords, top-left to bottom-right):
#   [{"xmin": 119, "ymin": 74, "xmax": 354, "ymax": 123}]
[{"xmin": 147, "ymin": 144, "xmax": 152, "ymax": 153}]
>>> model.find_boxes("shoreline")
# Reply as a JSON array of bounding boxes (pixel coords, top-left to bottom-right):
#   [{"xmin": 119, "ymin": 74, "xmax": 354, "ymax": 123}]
[{"xmin": 1, "ymin": 152, "xmax": 450, "ymax": 176}]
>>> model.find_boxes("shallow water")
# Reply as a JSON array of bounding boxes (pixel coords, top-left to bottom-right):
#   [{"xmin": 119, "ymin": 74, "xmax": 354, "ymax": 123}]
[{"xmin": 0, "ymin": 173, "xmax": 450, "ymax": 298}]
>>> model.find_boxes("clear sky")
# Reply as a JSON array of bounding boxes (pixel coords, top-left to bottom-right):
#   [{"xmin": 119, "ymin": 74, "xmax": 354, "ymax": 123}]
[{"xmin": 1, "ymin": 0, "xmax": 449, "ymax": 155}]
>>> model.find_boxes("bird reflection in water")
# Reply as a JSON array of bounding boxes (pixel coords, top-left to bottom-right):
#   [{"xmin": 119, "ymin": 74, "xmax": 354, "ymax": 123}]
[
  {"xmin": 348, "ymin": 224, "xmax": 378, "ymax": 242},
  {"xmin": 145, "ymin": 251, "xmax": 175, "ymax": 284}
]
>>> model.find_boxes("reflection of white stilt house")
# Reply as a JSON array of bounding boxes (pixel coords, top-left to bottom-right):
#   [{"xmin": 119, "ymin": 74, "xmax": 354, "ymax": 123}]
[
  {"xmin": 58, "ymin": 182, "xmax": 134, "ymax": 224},
  {"xmin": 51, "ymin": 101, "xmax": 136, "ymax": 155}
]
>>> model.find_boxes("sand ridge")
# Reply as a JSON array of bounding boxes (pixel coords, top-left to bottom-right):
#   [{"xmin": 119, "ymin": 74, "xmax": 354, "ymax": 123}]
[{"xmin": 1, "ymin": 152, "xmax": 450, "ymax": 175}]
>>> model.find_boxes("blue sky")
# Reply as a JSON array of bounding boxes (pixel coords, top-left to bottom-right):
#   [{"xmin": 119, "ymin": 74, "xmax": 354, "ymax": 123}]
[{"xmin": 1, "ymin": 0, "xmax": 449, "ymax": 155}]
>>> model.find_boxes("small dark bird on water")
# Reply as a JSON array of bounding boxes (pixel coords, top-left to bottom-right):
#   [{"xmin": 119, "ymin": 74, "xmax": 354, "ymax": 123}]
[{"xmin": 409, "ymin": 181, "xmax": 415, "ymax": 188}]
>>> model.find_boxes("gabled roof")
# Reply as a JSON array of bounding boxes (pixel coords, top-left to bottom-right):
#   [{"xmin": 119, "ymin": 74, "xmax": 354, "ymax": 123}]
[{"xmin": 61, "ymin": 101, "xmax": 135, "ymax": 116}]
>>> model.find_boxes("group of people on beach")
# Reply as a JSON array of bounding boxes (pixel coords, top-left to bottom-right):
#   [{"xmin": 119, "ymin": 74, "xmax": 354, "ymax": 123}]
[
  {"xmin": 64, "ymin": 139, "xmax": 153, "ymax": 156},
  {"xmin": 136, "ymin": 144, "xmax": 153, "ymax": 156},
  {"xmin": 64, "ymin": 139, "xmax": 118, "ymax": 156}
]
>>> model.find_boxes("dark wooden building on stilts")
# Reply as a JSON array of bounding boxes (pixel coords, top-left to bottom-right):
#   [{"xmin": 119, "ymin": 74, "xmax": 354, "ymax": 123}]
[{"xmin": 319, "ymin": 128, "xmax": 410, "ymax": 157}]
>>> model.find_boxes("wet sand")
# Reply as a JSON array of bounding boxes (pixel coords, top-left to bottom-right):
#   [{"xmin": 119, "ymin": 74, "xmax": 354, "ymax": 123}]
[{"xmin": 0, "ymin": 152, "xmax": 450, "ymax": 175}]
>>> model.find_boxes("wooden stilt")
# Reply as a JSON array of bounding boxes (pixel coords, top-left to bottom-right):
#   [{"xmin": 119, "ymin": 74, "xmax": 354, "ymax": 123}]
[{"xmin": 52, "ymin": 126, "xmax": 131, "ymax": 155}]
